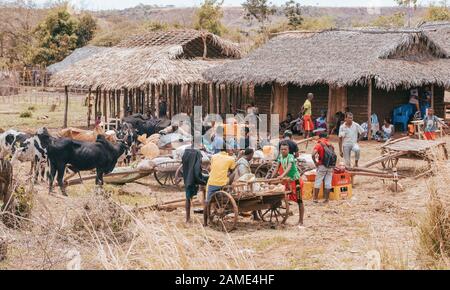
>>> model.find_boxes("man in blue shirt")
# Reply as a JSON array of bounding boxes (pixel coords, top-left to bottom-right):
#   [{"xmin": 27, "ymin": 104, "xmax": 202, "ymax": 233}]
[{"xmin": 211, "ymin": 126, "xmax": 224, "ymax": 153}]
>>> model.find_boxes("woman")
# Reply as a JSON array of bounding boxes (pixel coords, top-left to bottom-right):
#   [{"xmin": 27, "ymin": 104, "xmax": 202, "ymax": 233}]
[
  {"xmin": 271, "ymin": 143, "xmax": 304, "ymax": 226},
  {"xmin": 375, "ymin": 118, "xmax": 395, "ymax": 142}
]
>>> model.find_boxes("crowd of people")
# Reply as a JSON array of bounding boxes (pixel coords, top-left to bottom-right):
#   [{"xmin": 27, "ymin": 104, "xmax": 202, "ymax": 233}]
[{"xmin": 181, "ymin": 90, "xmax": 448, "ymax": 228}]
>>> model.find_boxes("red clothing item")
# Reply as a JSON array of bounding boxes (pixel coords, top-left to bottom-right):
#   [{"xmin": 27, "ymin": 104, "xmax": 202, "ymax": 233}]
[
  {"xmin": 303, "ymin": 115, "xmax": 314, "ymax": 131},
  {"xmin": 424, "ymin": 132, "xmax": 436, "ymax": 140},
  {"xmin": 313, "ymin": 139, "xmax": 332, "ymax": 166},
  {"xmin": 278, "ymin": 165, "xmax": 303, "ymax": 202}
]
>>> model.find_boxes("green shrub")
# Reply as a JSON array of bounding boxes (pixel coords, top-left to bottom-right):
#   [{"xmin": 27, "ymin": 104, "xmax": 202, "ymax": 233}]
[{"xmin": 19, "ymin": 111, "xmax": 32, "ymax": 118}]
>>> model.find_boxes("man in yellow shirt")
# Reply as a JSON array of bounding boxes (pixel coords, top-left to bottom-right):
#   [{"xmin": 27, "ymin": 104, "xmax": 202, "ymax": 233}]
[
  {"xmin": 204, "ymin": 147, "xmax": 236, "ymax": 226},
  {"xmin": 302, "ymin": 93, "xmax": 314, "ymax": 139}
]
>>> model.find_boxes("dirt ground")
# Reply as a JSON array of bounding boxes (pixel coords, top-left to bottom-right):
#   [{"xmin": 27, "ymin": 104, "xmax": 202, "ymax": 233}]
[{"xmin": 0, "ymin": 92, "xmax": 446, "ymax": 269}]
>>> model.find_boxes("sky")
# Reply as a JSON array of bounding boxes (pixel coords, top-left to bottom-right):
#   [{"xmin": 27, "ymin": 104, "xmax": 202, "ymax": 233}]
[{"xmin": 28, "ymin": 0, "xmax": 439, "ymax": 11}]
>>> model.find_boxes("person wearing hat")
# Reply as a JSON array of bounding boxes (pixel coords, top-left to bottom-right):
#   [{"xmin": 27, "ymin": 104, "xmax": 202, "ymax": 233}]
[{"xmin": 278, "ymin": 130, "xmax": 299, "ymax": 158}]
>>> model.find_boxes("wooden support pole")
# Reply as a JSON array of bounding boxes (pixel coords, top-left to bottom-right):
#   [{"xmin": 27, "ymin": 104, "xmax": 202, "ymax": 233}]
[
  {"xmin": 431, "ymin": 84, "xmax": 434, "ymax": 111},
  {"xmin": 155, "ymin": 85, "xmax": 160, "ymax": 118},
  {"xmin": 103, "ymin": 90, "xmax": 107, "ymax": 124},
  {"xmin": 327, "ymin": 85, "xmax": 333, "ymax": 123},
  {"xmin": 367, "ymin": 78, "xmax": 373, "ymax": 140},
  {"xmin": 94, "ymin": 88, "xmax": 98, "ymax": 121},
  {"xmin": 63, "ymin": 86, "xmax": 69, "ymax": 128},
  {"xmin": 87, "ymin": 87, "xmax": 92, "ymax": 128}
]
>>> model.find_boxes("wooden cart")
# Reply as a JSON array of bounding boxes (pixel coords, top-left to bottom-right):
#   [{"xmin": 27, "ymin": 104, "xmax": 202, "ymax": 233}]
[
  {"xmin": 362, "ymin": 137, "xmax": 448, "ymax": 177},
  {"xmin": 153, "ymin": 160, "xmax": 182, "ymax": 186},
  {"xmin": 208, "ymin": 179, "xmax": 290, "ymax": 232}
]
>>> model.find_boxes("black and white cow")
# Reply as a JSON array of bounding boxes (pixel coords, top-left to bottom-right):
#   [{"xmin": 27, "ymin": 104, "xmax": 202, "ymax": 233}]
[
  {"xmin": 11, "ymin": 134, "xmax": 48, "ymax": 183},
  {"xmin": 0, "ymin": 130, "xmax": 31, "ymax": 159}
]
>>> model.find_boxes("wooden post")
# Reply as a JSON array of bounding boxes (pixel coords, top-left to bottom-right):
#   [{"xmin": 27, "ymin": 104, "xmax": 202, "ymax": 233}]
[
  {"xmin": 63, "ymin": 86, "xmax": 69, "ymax": 128},
  {"xmin": 327, "ymin": 85, "xmax": 333, "ymax": 123},
  {"xmin": 103, "ymin": 90, "xmax": 107, "ymax": 124},
  {"xmin": 208, "ymin": 83, "xmax": 214, "ymax": 114},
  {"xmin": 431, "ymin": 84, "xmax": 434, "ymax": 111},
  {"xmin": 367, "ymin": 78, "xmax": 373, "ymax": 140},
  {"xmin": 87, "ymin": 87, "xmax": 92, "ymax": 128},
  {"xmin": 202, "ymin": 35, "xmax": 208, "ymax": 59},
  {"xmin": 94, "ymin": 88, "xmax": 98, "ymax": 121},
  {"xmin": 155, "ymin": 85, "xmax": 160, "ymax": 118}
]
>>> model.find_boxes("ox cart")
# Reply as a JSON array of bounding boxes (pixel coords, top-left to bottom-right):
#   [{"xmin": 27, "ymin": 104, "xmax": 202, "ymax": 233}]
[
  {"xmin": 65, "ymin": 158, "xmax": 182, "ymax": 186},
  {"xmin": 150, "ymin": 178, "xmax": 290, "ymax": 232},
  {"xmin": 361, "ymin": 137, "xmax": 448, "ymax": 178},
  {"xmin": 208, "ymin": 179, "xmax": 290, "ymax": 232}
]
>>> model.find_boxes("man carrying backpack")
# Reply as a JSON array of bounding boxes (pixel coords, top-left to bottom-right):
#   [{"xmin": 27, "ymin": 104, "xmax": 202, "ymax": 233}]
[{"xmin": 312, "ymin": 132, "xmax": 337, "ymax": 203}]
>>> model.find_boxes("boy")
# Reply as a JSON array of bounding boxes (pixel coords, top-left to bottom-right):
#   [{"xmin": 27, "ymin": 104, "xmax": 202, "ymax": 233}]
[
  {"xmin": 271, "ymin": 143, "xmax": 304, "ymax": 226},
  {"xmin": 423, "ymin": 108, "xmax": 448, "ymax": 140}
]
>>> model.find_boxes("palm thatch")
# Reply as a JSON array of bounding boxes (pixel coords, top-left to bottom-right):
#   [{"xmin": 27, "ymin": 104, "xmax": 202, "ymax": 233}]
[
  {"xmin": 49, "ymin": 30, "xmax": 241, "ymax": 90},
  {"xmin": 47, "ymin": 46, "xmax": 107, "ymax": 74},
  {"xmin": 204, "ymin": 29, "xmax": 450, "ymax": 90},
  {"xmin": 420, "ymin": 21, "xmax": 450, "ymax": 54}
]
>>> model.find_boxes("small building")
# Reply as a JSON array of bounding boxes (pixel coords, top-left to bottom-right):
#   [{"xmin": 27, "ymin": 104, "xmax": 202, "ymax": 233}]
[
  {"xmin": 204, "ymin": 28, "xmax": 450, "ymax": 131},
  {"xmin": 50, "ymin": 29, "xmax": 244, "ymax": 126}
]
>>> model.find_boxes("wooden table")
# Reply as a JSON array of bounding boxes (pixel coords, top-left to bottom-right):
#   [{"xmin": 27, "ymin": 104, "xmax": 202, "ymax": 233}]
[{"xmin": 411, "ymin": 118, "xmax": 444, "ymax": 140}]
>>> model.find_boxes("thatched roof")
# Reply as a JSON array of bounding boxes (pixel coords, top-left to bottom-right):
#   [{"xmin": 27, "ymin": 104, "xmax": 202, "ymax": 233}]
[
  {"xmin": 420, "ymin": 21, "xmax": 450, "ymax": 53},
  {"xmin": 47, "ymin": 46, "xmax": 107, "ymax": 74},
  {"xmin": 204, "ymin": 29, "xmax": 450, "ymax": 90},
  {"xmin": 49, "ymin": 30, "xmax": 241, "ymax": 89}
]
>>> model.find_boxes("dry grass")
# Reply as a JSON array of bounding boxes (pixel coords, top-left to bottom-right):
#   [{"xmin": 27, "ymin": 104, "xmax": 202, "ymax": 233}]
[
  {"xmin": 417, "ymin": 160, "xmax": 450, "ymax": 269},
  {"xmin": 0, "ymin": 91, "xmax": 87, "ymax": 131},
  {"xmin": 0, "ymin": 182, "xmax": 255, "ymax": 269}
]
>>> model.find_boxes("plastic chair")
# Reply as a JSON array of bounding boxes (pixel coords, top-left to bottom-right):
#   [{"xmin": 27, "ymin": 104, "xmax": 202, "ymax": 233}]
[{"xmin": 392, "ymin": 104, "xmax": 413, "ymax": 132}]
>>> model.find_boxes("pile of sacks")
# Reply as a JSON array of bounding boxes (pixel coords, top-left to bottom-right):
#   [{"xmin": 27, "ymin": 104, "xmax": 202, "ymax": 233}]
[{"xmin": 138, "ymin": 133, "xmax": 161, "ymax": 160}]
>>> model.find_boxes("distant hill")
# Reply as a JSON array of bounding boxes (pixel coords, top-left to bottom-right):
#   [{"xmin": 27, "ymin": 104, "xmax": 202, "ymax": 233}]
[{"xmin": 94, "ymin": 5, "xmax": 429, "ymax": 31}]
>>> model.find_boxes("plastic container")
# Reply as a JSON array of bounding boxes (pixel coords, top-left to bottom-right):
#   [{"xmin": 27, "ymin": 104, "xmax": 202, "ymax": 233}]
[
  {"xmin": 305, "ymin": 171, "xmax": 317, "ymax": 182},
  {"xmin": 330, "ymin": 184, "xmax": 353, "ymax": 200},
  {"xmin": 332, "ymin": 171, "xmax": 352, "ymax": 186}
]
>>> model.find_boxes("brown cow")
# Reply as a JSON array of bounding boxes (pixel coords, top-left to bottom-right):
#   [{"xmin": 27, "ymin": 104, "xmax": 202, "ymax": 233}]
[{"xmin": 59, "ymin": 125, "xmax": 117, "ymax": 143}]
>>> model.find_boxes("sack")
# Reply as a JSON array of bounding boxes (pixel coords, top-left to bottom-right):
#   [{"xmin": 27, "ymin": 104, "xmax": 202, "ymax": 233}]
[{"xmin": 321, "ymin": 143, "xmax": 337, "ymax": 168}]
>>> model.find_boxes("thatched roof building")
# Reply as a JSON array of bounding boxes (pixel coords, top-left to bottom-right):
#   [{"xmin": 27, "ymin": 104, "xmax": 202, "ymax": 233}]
[
  {"xmin": 47, "ymin": 46, "xmax": 106, "ymax": 75},
  {"xmin": 204, "ymin": 28, "xmax": 450, "ymax": 133},
  {"xmin": 50, "ymin": 30, "xmax": 241, "ymax": 90},
  {"xmin": 420, "ymin": 21, "xmax": 450, "ymax": 53},
  {"xmin": 205, "ymin": 29, "xmax": 450, "ymax": 90},
  {"xmin": 49, "ymin": 30, "xmax": 245, "ymax": 127}
]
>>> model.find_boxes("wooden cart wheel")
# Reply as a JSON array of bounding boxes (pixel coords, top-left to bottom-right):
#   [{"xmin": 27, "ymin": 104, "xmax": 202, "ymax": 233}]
[
  {"xmin": 154, "ymin": 170, "xmax": 175, "ymax": 186},
  {"xmin": 255, "ymin": 162, "xmax": 272, "ymax": 178},
  {"xmin": 174, "ymin": 165, "xmax": 184, "ymax": 189},
  {"xmin": 208, "ymin": 191, "xmax": 238, "ymax": 232},
  {"xmin": 381, "ymin": 157, "xmax": 399, "ymax": 170},
  {"xmin": 260, "ymin": 197, "xmax": 290, "ymax": 225}
]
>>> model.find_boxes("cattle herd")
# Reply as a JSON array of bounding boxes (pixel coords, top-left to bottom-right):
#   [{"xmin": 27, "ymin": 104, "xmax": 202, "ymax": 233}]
[{"xmin": 0, "ymin": 114, "xmax": 172, "ymax": 204}]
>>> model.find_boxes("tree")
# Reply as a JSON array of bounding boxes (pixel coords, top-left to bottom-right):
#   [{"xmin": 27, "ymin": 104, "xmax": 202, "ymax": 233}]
[
  {"xmin": 283, "ymin": 0, "xmax": 303, "ymax": 29},
  {"xmin": 76, "ymin": 13, "xmax": 97, "ymax": 47},
  {"xmin": 194, "ymin": 0, "xmax": 226, "ymax": 36},
  {"xmin": 242, "ymin": 0, "xmax": 276, "ymax": 26},
  {"xmin": 424, "ymin": 2, "xmax": 450, "ymax": 21},
  {"xmin": 396, "ymin": 0, "xmax": 417, "ymax": 27},
  {"xmin": 0, "ymin": 0, "xmax": 43, "ymax": 68},
  {"xmin": 32, "ymin": 8, "xmax": 79, "ymax": 66}
]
